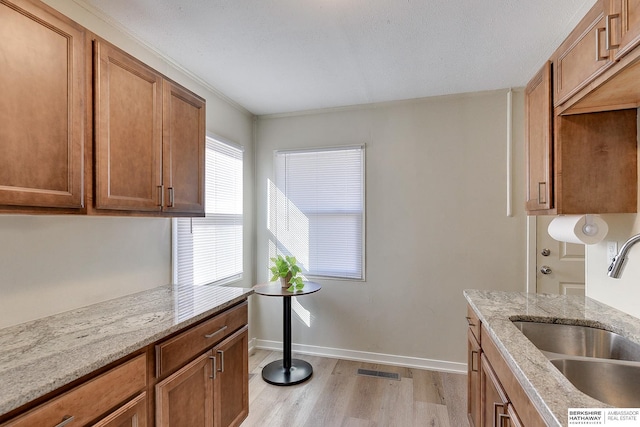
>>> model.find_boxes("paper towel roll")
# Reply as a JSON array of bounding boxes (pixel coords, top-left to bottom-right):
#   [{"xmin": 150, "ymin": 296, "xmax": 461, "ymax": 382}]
[{"xmin": 547, "ymin": 215, "xmax": 608, "ymax": 245}]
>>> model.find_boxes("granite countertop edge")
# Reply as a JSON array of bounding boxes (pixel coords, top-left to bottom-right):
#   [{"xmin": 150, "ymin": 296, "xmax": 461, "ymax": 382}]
[
  {"xmin": 0, "ymin": 284, "xmax": 254, "ymax": 416},
  {"xmin": 464, "ymin": 289, "xmax": 640, "ymax": 427}
]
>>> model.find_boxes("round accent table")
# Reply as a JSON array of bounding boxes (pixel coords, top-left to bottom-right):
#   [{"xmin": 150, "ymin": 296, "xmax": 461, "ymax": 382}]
[{"xmin": 253, "ymin": 281, "xmax": 321, "ymax": 386}]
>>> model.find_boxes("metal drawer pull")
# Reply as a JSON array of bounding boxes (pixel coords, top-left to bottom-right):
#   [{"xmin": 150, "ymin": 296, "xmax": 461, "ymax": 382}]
[
  {"xmin": 209, "ymin": 355, "xmax": 216, "ymax": 379},
  {"xmin": 55, "ymin": 415, "xmax": 75, "ymax": 427},
  {"xmin": 204, "ymin": 325, "xmax": 227, "ymax": 339},
  {"xmin": 471, "ymin": 350, "xmax": 479, "ymax": 372},
  {"xmin": 606, "ymin": 13, "xmax": 620, "ymax": 50},
  {"xmin": 537, "ymin": 182, "xmax": 547, "ymax": 205},
  {"xmin": 217, "ymin": 350, "xmax": 224, "ymax": 373},
  {"xmin": 596, "ymin": 27, "xmax": 609, "ymax": 61},
  {"xmin": 168, "ymin": 187, "xmax": 175, "ymax": 207},
  {"xmin": 465, "ymin": 316, "xmax": 476, "ymax": 327},
  {"xmin": 157, "ymin": 185, "xmax": 164, "ymax": 207}
]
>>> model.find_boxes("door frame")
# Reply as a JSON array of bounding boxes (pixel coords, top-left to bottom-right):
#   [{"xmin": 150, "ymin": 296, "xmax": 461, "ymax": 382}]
[{"xmin": 526, "ymin": 216, "xmax": 537, "ymax": 293}]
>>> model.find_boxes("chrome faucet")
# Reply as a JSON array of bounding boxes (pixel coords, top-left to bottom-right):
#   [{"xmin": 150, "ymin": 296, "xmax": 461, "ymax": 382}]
[{"xmin": 608, "ymin": 233, "xmax": 640, "ymax": 278}]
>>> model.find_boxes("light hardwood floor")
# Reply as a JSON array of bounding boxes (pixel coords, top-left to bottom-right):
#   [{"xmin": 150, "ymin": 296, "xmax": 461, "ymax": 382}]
[{"xmin": 241, "ymin": 349, "xmax": 469, "ymax": 427}]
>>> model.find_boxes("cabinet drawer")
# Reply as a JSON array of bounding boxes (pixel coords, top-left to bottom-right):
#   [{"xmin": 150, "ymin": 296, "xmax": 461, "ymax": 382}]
[
  {"xmin": 92, "ymin": 392, "xmax": 147, "ymax": 427},
  {"xmin": 2, "ymin": 354, "xmax": 146, "ymax": 427},
  {"xmin": 156, "ymin": 301, "xmax": 248, "ymax": 377},
  {"xmin": 466, "ymin": 305, "xmax": 481, "ymax": 343}
]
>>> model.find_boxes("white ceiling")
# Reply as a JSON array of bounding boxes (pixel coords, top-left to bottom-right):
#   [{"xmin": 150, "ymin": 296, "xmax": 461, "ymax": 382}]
[{"xmin": 77, "ymin": 0, "xmax": 597, "ymax": 116}]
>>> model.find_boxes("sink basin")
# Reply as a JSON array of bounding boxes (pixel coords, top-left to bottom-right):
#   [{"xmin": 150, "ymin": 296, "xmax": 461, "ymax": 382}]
[
  {"xmin": 513, "ymin": 321, "xmax": 640, "ymax": 362},
  {"xmin": 551, "ymin": 359, "xmax": 640, "ymax": 407}
]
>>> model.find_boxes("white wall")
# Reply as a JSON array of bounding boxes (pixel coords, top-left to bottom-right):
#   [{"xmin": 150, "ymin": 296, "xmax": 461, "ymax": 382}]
[
  {"xmin": 586, "ymin": 109, "xmax": 640, "ymax": 319},
  {"xmin": 254, "ymin": 90, "xmax": 527, "ymax": 366},
  {"xmin": 0, "ymin": 0, "xmax": 255, "ymax": 328}
]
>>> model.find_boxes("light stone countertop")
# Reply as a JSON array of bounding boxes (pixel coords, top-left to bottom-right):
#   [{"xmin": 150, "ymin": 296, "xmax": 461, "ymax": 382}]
[
  {"xmin": 464, "ymin": 290, "xmax": 640, "ymax": 427},
  {"xmin": 0, "ymin": 284, "xmax": 253, "ymax": 416}
]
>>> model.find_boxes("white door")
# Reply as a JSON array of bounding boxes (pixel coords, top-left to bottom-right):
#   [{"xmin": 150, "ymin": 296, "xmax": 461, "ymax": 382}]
[{"xmin": 535, "ymin": 216, "xmax": 585, "ymax": 296}]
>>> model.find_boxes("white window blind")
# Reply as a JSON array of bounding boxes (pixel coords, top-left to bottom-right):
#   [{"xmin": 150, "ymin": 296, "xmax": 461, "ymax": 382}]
[
  {"xmin": 175, "ymin": 136, "xmax": 243, "ymax": 286},
  {"xmin": 270, "ymin": 145, "xmax": 365, "ymax": 280}
]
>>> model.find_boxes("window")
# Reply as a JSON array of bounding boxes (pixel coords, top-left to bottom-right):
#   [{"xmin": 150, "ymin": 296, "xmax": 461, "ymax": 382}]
[
  {"xmin": 269, "ymin": 145, "xmax": 365, "ymax": 280},
  {"xmin": 174, "ymin": 135, "xmax": 243, "ymax": 286}
]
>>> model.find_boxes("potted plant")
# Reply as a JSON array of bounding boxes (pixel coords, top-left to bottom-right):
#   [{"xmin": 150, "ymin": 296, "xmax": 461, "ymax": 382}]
[{"xmin": 269, "ymin": 255, "xmax": 305, "ymax": 291}]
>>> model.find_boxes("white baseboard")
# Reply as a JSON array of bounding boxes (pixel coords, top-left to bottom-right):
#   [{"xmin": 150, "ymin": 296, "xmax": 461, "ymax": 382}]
[{"xmin": 253, "ymin": 339, "xmax": 467, "ymax": 374}]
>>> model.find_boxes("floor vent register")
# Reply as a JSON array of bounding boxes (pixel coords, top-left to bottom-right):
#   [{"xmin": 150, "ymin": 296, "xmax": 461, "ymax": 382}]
[{"xmin": 356, "ymin": 368, "xmax": 400, "ymax": 381}]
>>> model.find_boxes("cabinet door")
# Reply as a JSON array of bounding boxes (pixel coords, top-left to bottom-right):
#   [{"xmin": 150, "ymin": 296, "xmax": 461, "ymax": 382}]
[
  {"xmin": 92, "ymin": 392, "xmax": 147, "ymax": 427},
  {"xmin": 0, "ymin": 0, "xmax": 84, "ymax": 209},
  {"xmin": 524, "ymin": 62, "xmax": 553, "ymax": 213},
  {"xmin": 554, "ymin": 0, "xmax": 615, "ymax": 106},
  {"xmin": 467, "ymin": 329, "xmax": 481, "ymax": 427},
  {"xmin": 94, "ymin": 40, "xmax": 163, "ymax": 212},
  {"xmin": 162, "ymin": 80, "xmax": 206, "ymax": 215},
  {"xmin": 213, "ymin": 326, "xmax": 249, "ymax": 427},
  {"xmin": 156, "ymin": 352, "xmax": 214, "ymax": 427},
  {"xmin": 611, "ymin": 0, "xmax": 640, "ymax": 60},
  {"xmin": 480, "ymin": 355, "xmax": 509, "ymax": 427}
]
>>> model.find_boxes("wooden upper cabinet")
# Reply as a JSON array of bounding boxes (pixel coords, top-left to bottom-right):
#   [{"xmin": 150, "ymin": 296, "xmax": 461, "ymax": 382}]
[
  {"xmin": 94, "ymin": 40, "xmax": 163, "ymax": 212},
  {"xmin": 610, "ymin": 0, "xmax": 640, "ymax": 60},
  {"xmin": 554, "ymin": 0, "xmax": 615, "ymax": 106},
  {"xmin": 554, "ymin": 110, "xmax": 637, "ymax": 214},
  {"xmin": 94, "ymin": 40, "xmax": 205, "ymax": 215},
  {"xmin": 525, "ymin": 62, "xmax": 553, "ymax": 213},
  {"xmin": 163, "ymin": 81, "xmax": 206, "ymax": 215},
  {"xmin": 0, "ymin": 0, "xmax": 85, "ymax": 209}
]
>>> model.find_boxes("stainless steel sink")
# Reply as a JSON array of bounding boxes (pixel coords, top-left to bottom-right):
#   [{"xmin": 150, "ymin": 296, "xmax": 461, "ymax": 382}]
[
  {"xmin": 513, "ymin": 320, "xmax": 640, "ymax": 407},
  {"xmin": 550, "ymin": 359, "xmax": 640, "ymax": 407},
  {"xmin": 512, "ymin": 321, "xmax": 640, "ymax": 362}
]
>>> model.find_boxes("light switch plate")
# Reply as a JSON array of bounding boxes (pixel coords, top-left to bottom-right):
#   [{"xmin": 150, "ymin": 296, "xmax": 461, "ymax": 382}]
[{"xmin": 607, "ymin": 241, "xmax": 618, "ymax": 265}]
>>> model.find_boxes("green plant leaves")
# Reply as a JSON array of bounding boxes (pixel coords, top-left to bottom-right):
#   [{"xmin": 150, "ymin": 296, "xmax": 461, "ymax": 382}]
[{"xmin": 270, "ymin": 254, "xmax": 305, "ymax": 291}]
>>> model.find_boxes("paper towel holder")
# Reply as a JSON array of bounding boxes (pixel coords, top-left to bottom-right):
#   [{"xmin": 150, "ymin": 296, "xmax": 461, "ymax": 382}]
[{"xmin": 582, "ymin": 214, "xmax": 599, "ymax": 236}]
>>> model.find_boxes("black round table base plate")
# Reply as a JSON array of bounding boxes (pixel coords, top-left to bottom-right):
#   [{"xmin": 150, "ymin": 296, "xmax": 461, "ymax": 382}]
[{"xmin": 262, "ymin": 359, "xmax": 313, "ymax": 386}]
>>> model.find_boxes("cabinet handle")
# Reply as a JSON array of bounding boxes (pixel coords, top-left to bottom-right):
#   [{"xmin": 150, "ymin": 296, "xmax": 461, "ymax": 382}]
[
  {"xmin": 204, "ymin": 325, "xmax": 227, "ymax": 339},
  {"xmin": 595, "ymin": 27, "xmax": 609, "ymax": 61},
  {"xmin": 498, "ymin": 412, "xmax": 510, "ymax": 427},
  {"xmin": 606, "ymin": 13, "xmax": 620, "ymax": 50},
  {"xmin": 54, "ymin": 416, "xmax": 75, "ymax": 427},
  {"xmin": 470, "ymin": 350, "xmax": 479, "ymax": 372},
  {"xmin": 465, "ymin": 316, "xmax": 476, "ymax": 327},
  {"xmin": 217, "ymin": 349, "xmax": 224, "ymax": 373},
  {"xmin": 209, "ymin": 355, "xmax": 216, "ymax": 379},
  {"xmin": 537, "ymin": 182, "xmax": 547, "ymax": 205},
  {"xmin": 158, "ymin": 185, "xmax": 164, "ymax": 207},
  {"xmin": 168, "ymin": 187, "xmax": 175, "ymax": 207},
  {"xmin": 493, "ymin": 402, "xmax": 505, "ymax": 427}
]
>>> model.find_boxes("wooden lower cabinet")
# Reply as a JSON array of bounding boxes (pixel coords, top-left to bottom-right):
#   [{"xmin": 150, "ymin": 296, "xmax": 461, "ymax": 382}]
[
  {"xmin": 156, "ymin": 352, "xmax": 214, "ymax": 427},
  {"xmin": 93, "ymin": 393, "xmax": 148, "ymax": 427},
  {"xmin": 481, "ymin": 355, "xmax": 521, "ymax": 427},
  {"xmin": 156, "ymin": 326, "xmax": 249, "ymax": 427},
  {"xmin": 0, "ymin": 354, "xmax": 147, "ymax": 427},
  {"xmin": 466, "ymin": 305, "xmax": 546, "ymax": 427},
  {"xmin": 214, "ymin": 327, "xmax": 249, "ymax": 427},
  {"xmin": 467, "ymin": 329, "xmax": 481, "ymax": 427},
  {"xmin": 0, "ymin": 301, "xmax": 250, "ymax": 427}
]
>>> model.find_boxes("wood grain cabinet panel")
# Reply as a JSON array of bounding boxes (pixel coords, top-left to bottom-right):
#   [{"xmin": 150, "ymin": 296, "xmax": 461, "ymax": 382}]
[
  {"xmin": 94, "ymin": 40, "xmax": 163, "ymax": 212},
  {"xmin": 524, "ymin": 62, "xmax": 553, "ymax": 213},
  {"xmin": 156, "ymin": 352, "xmax": 214, "ymax": 427},
  {"xmin": 0, "ymin": 0, "xmax": 85, "ymax": 209},
  {"xmin": 610, "ymin": 0, "xmax": 640, "ymax": 60},
  {"xmin": 467, "ymin": 329, "xmax": 481, "ymax": 427},
  {"xmin": 92, "ymin": 392, "xmax": 147, "ymax": 427},
  {"xmin": 1, "ymin": 355, "xmax": 147, "ymax": 427},
  {"xmin": 554, "ymin": 0, "xmax": 615, "ymax": 107},
  {"xmin": 155, "ymin": 327, "xmax": 249, "ymax": 427},
  {"xmin": 214, "ymin": 327, "xmax": 249, "ymax": 427},
  {"xmin": 162, "ymin": 80, "xmax": 206, "ymax": 215},
  {"xmin": 94, "ymin": 39, "xmax": 205, "ymax": 215}
]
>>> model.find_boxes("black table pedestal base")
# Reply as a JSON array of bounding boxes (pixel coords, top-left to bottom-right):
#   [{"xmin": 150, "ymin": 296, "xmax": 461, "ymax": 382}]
[{"xmin": 262, "ymin": 359, "xmax": 313, "ymax": 386}]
